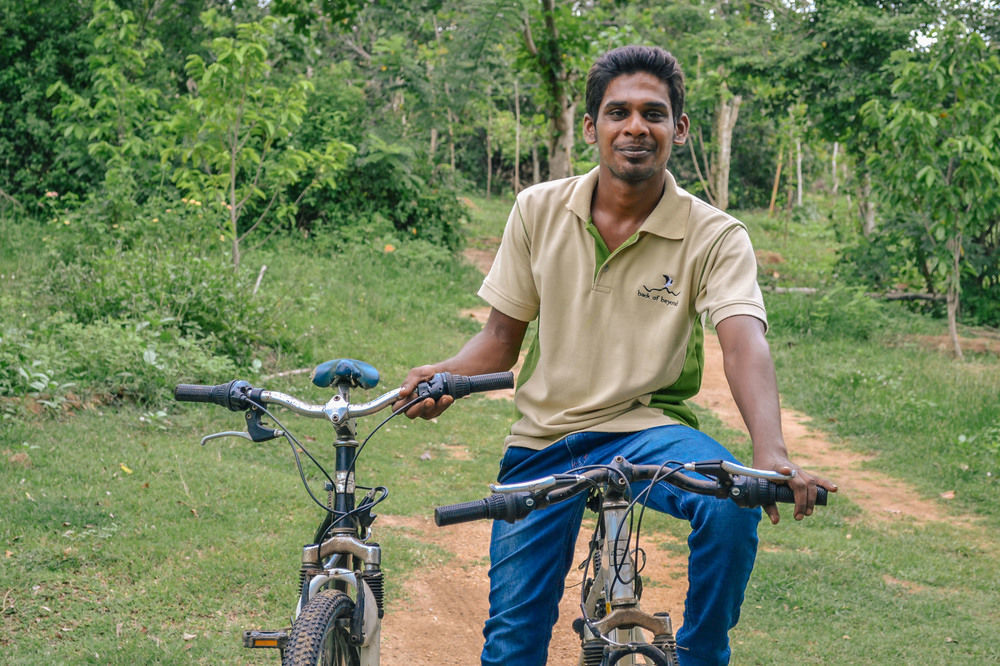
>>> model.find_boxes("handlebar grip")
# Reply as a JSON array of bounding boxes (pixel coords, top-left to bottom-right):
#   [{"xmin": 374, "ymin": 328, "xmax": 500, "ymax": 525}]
[
  {"xmin": 462, "ymin": 372, "xmax": 515, "ymax": 396},
  {"xmin": 435, "ymin": 492, "xmax": 534, "ymax": 526},
  {"xmin": 174, "ymin": 380, "xmax": 252, "ymax": 411},
  {"xmin": 174, "ymin": 383, "xmax": 222, "ymax": 403},
  {"xmin": 416, "ymin": 371, "xmax": 515, "ymax": 401},
  {"xmin": 731, "ymin": 477, "xmax": 828, "ymax": 508}
]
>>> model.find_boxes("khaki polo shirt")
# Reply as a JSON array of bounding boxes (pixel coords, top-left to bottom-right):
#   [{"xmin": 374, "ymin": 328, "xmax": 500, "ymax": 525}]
[{"xmin": 479, "ymin": 167, "xmax": 766, "ymax": 451}]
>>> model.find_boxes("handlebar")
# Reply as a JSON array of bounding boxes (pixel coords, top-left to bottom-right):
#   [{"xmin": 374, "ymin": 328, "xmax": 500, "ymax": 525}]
[
  {"xmin": 434, "ymin": 458, "xmax": 828, "ymax": 526},
  {"xmin": 175, "ymin": 370, "xmax": 515, "ymax": 424}
]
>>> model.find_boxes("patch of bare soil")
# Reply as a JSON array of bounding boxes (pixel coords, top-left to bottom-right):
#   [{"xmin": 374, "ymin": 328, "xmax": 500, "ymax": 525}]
[
  {"xmin": 378, "ymin": 514, "xmax": 688, "ymax": 665},
  {"xmin": 905, "ymin": 334, "xmax": 1000, "ymax": 356}
]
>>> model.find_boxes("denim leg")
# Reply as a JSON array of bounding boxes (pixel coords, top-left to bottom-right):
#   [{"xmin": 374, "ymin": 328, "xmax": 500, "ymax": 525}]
[
  {"xmin": 481, "ymin": 441, "xmax": 590, "ymax": 666},
  {"xmin": 480, "ymin": 427, "xmax": 759, "ymax": 666},
  {"xmin": 609, "ymin": 426, "xmax": 762, "ymax": 666}
]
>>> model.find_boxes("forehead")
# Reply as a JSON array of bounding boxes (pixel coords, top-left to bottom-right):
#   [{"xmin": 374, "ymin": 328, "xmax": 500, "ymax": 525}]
[{"xmin": 600, "ymin": 72, "xmax": 673, "ymax": 111}]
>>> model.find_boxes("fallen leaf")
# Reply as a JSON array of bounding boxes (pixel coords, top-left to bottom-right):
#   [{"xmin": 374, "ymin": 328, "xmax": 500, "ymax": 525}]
[
  {"xmin": 384, "ymin": 244, "xmax": 396, "ymax": 253},
  {"xmin": 940, "ymin": 490, "xmax": 956, "ymax": 500},
  {"xmin": 183, "ymin": 632, "xmax": 197, "ymax": 640},
  {"xmin": 119, "ymin": 463, "xmax": 133, "ymax": 475}
]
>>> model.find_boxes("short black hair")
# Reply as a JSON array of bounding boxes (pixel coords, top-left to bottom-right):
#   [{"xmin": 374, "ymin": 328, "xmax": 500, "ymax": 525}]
[{"xmin": 585, "ymin": 46, "xmax": 685, "ymax": 125}]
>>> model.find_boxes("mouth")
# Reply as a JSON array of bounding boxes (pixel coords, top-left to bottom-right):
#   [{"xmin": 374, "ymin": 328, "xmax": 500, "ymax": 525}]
[{"xmin": 616, "ymin": 145, "xmax": 655, "ymax": 158}]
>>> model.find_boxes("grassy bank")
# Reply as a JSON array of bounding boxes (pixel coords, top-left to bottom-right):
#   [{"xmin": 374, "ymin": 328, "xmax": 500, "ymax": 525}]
[{"xmin": 2, "ymin": 195, "xmax": 999, "ymax": 663}]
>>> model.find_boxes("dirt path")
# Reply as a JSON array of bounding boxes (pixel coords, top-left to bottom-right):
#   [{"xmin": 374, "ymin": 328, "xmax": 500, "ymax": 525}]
[{"xmin": 376, "ymin": 247, "xmax": 969, "ymax": 664}]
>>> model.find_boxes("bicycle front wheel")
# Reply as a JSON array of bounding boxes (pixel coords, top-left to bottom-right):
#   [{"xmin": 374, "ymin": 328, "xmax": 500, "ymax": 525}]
[{"xmin": 283, "ymin": 590, "xmax": 361, "ymax": 666}]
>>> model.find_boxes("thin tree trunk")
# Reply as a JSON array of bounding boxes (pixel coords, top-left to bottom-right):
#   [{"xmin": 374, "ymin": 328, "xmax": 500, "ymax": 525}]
[
  {"xmin": 532, "ymin": 143, "xmax": 540, "ymax": 184},
  {"xmin": 514, "ymin": 78, "xmax": 521, "ymax": 194},
  {"xmin": 795, "ymin": 137, "xmax": 803, "ymax": 207},
  {"xmin": 768, "ymin": 148, "xmax": 785, "ymax": 217},
  {"xmin": 831, "ymin": 141, "xmax": 839, "ymax": 195},
  {"xmin": 858, "ymin": 173, "xmax": 877, "ymax": 236},
  {"xmin": 947, "ymin": 234, "xmax": 964, "ymax": 359},
  {"xmin": 712, "ymin": 86, "xmax": 741, "ymax": 211},
  {"xmin": 486, "ymin": 110, "xmax": 493, "ymax": 198},
  {"xmin": 447, "ymin": 107, "xmax": 456, "ymax": 172}
]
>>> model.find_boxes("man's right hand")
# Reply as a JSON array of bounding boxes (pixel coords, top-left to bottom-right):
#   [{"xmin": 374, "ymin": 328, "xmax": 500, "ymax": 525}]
[{"xmin": 394, "ymin": 365, "xmax": 455, "ymax": 419}]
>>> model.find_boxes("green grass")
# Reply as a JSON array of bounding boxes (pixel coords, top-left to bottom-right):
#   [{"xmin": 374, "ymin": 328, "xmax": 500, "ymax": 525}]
[{"xmin": 3, "ymin": 194, "xmax": 1000, "ymax": 663}]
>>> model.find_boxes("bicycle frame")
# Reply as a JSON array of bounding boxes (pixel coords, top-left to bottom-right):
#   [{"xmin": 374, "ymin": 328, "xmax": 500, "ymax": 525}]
[
  {"xmin": 293, "ymin": 381, "xmax": 383, "ymax": 665},
  {"xmin": 577, "ymin": 479, "xmax": 677, "ymax": 666}
]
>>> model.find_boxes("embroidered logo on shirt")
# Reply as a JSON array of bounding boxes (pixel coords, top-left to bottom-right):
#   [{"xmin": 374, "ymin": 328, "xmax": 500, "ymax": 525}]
[{"xmin": 638, "ymin": 274, "xmax": 681, "ymax": 306}]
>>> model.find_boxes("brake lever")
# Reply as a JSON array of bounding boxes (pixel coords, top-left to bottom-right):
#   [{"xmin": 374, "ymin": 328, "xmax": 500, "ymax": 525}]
[
  {"xmin": 199, "ymin": 409, "xmax": 283, "ymax": 445},
  {"xmin": 200, "ymin": 430, "xmax": 253, "ymax": 446}
]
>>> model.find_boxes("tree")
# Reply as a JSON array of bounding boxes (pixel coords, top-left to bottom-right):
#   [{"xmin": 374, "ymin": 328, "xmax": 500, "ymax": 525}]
[
  {"xmin": 162, "ymin": 11, "xmax": 352, "ymax": 270},
  {"xmin": 861, "ymin": 21, "xmax": 1000, "ymax": 357},
  {"xmin": 47, "ymin": 0, "xmax": 167, "ymax": 227},
  {"xmin": 760, "ymin": 0, "xmax": 936, "ymax": 230}
]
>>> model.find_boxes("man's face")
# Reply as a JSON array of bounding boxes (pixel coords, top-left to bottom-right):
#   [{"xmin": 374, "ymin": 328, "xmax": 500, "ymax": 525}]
[{"xmin": 583, "ymin": 72, "xmax": 690, "ymax": 184}]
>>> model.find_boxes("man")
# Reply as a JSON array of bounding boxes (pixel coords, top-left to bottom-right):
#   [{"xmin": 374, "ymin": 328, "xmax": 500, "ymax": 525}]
[{"xmin": 397, "ymin": 45, "xmax": 836, "ymax": 666}]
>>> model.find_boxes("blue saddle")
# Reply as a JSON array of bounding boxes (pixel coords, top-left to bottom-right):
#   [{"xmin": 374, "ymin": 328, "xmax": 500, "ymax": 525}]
[{"xmin": 310, "ymin": 359, "xmax": 380, "ymax": 390}]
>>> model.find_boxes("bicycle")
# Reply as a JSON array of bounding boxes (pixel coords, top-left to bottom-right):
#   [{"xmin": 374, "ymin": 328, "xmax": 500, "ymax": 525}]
[
  {"xmin": 435, "ymin": 454, "xmax": 829, "ymax": 665},
  {"xmin": 174, "ymin": 359, "xmax": 513, "ymax": 665}
]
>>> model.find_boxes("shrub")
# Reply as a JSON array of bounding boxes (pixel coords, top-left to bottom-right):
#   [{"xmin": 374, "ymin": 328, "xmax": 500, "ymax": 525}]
[{"xmin": 766, "ymin": 286, "xmax": 888, "ymax": 342}]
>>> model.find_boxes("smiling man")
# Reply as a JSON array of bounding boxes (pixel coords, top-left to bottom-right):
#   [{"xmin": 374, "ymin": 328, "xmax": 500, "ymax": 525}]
[{"xmin": 397, "ymin": 45, "xmax": 835, "ymax": 665}]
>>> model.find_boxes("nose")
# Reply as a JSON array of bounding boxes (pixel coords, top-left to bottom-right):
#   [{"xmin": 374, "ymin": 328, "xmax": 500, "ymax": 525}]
[{"xmin": 624, "ymin": 112, "xmax": 647, "ymax": 137}]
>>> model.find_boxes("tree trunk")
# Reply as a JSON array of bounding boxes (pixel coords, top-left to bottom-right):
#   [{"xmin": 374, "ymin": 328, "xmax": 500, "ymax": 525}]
[
  {"xmin": 831, "ymin": 141, "xmax": 839, "ymax": 195},
  {"xmin": 486, "ymin": 112, "xmax": 493, "ymax": 198},
  {"xmin": 769, "ymin": 148, "xmax": 784, "ymax": 216},
  {"xmin": 858, "ymin": 173, "xmax": 877, "ymax": 236},
  {"xmin": 523, "ymin": 0, "xmax": 576, "ymax": 181},
  {"xmin": 548, "ymin": 100, "xmax": 576, "ymax": 180},
  {"xmin": 712, "ymin": 86, "xmax": 741, "ymax": 211},
  {"xmin": 514, "ymin": 78, "xmax": 521, "ymax": 194},
  {"xmin": 532, "ymin": 143, "xmax": 540, "ymax": 184},
  {"xmin": 947, "ymin": 234, "xmax": 964, "ymax": 359},
  {"xmin": 795, "ymin": 137, "xmax": 803, "ymax": 207}
]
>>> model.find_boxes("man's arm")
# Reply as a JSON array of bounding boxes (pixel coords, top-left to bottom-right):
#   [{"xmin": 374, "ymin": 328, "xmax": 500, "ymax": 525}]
[
  {"xmin": 396, "ymin": 307, "xmax": 529, "ymax": 419},
  {"xmin": 715, "ymin": 314, "xmax": 837, "ymax": 524}
]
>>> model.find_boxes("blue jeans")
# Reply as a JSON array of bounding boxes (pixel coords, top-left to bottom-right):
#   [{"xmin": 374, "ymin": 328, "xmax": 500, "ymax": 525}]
[{"xmin": 481, "ymin": 425, "xmax": 761, "ymax": 666}]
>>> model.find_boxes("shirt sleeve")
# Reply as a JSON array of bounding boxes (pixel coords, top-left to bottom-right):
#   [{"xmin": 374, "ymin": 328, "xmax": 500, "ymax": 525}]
[
  {"xmin": 477, "ymin": 196, "xmax": 540, "ymax": 323},
  {"xmin": 697, "ymin": 224, "xmax": 768, "ymax": 332}
]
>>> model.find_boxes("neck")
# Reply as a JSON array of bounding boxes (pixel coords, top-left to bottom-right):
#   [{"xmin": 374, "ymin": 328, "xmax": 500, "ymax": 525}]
[{"xmin": 592, "ymin": 166, "xmax": 667, "ymax": 224}]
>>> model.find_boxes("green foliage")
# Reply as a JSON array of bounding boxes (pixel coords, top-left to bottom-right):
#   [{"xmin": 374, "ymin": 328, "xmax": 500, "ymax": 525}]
[
  {"xmin": 46, "ymin": 0, "xmax": 167, "ymax": 226},
  {"xmin": 162, "ymin": 10, "xmax": 353, "ymax": 269},
  {"xmin": 0, "ymin": 314, "xmax": 238, "ymax": 414},
  {"xmin": 0, "ymin": 0, "xmax": 93, "ymax": 199},
  {"xmin": 0, "ymin": 208, "xmax": 289, "ymax": 413},
  {"xmin": 859, "ymin": 21, "xmax": 1000, "ymax": 326},
  {"xmin": 766, "ymin": 287, "xmax": 888, "ymax": 342}
]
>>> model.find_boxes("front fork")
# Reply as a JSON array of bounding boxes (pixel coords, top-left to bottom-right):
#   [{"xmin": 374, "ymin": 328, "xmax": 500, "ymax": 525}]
[{"xmin": 579, "ymin": 497, "xmax": 676, "ymax": 665}]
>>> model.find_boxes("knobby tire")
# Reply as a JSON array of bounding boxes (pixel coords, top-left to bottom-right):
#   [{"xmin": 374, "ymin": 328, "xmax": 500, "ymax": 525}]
[{"xmin": 283, "ymin": 590, "xmax": 361, "ymax": 666}]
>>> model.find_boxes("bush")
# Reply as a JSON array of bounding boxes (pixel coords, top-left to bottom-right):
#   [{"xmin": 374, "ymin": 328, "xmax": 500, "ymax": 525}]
[
  {"xmin": 766, "ymin": 286, "xmax": 888, "ymax": 342},
  {"xmin": 41, "ymin": 231, "xmax": 290, "ymax": 365},
  {"xmin": 0, "ymin": 313, "xmax": 237, "ymax": 415}
]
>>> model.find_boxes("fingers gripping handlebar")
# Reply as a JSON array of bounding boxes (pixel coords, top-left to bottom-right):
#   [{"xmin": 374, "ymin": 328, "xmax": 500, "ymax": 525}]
[{"xmin": 414, "ymin": 371, "xmax": 514, "ymax": 401}]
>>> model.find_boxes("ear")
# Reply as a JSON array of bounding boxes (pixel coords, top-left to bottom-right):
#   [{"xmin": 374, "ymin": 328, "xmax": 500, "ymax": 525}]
[
  {"xmin": 583, "ymin": 113, "xmax": 597, "ymax": 145},
  {"xmin": 673, "ymin": 113, "xmax": 690, "ymax": 145}
]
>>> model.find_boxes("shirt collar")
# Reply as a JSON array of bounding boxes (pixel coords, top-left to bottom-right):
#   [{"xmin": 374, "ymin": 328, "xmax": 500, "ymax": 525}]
[{"xmin": 565, "ymin": 166, "xmax": 691, "ymax": 240}]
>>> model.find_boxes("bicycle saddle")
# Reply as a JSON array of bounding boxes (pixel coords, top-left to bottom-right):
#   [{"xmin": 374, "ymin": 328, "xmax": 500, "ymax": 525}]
[{"xmin": 310, "ymin": 359, "xmax": 380, "ymax": 390}]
